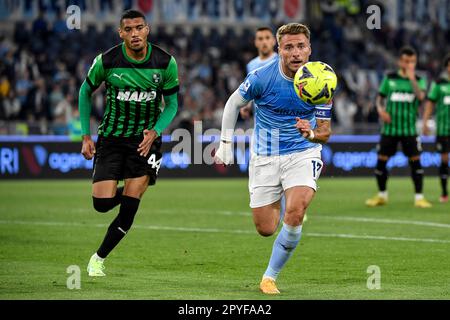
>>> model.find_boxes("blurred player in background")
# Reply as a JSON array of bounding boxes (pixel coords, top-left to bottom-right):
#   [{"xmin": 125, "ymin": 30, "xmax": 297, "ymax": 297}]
[
  {"xmin": 422, "ymin": 53, "xmax": 450, "ymax": 203},
  {"xmin": 239, "ymin": 27, "xmax": 277, "ymax": 120},
  {"xmin": 366, "ymin": 46, "xmax": 431, "ymax": 208},
  {"xmin": 215, "ymin": 23, "xmax": 332, "ymax": 294},
  {"xmin": 78, "ymin": 10, "xmax": 179, "ymax": 276}
]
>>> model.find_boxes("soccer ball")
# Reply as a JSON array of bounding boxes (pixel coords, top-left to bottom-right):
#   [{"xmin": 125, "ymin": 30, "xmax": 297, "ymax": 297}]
[{"xmin": 293, "ymin": 61, "xmax": 337, "ymax": 105}]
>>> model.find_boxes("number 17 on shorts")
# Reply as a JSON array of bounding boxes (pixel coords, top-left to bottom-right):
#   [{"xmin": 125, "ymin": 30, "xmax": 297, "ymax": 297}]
[{"xmin": 311, "ymin": 160, "xmax": 322, "ymax": 179}]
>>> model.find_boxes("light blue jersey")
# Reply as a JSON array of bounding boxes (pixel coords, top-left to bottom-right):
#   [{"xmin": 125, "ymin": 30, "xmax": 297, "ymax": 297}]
[
  {"xmin": 246, "ymin": 53, "xmax": 278, "ymax": 73},
  {"xmin": 239, "ymin": 56, "xmax": 332, "ymax": 156},
  {"xmin": 246, "ymin": 53, "xmax": 278, "ymax": 119}
]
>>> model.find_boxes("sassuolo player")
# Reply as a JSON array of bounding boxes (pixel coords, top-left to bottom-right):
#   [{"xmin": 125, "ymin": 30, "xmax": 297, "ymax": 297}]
[
  {"xmin": 366, "ymin": 46, "xmax": 432, "ymax": 208},
  {"xmin": 78, "ymin": 10, "xmax": 179, "ymax": 276},
  {"xmin": 422, "ymin": 53, "xmax": 450, "ymax": 203}
]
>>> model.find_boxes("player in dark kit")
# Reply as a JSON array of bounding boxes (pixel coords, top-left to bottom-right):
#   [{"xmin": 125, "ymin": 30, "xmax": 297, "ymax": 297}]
[
  {"xmin": 422, "ymin": 53, "xmax": 450, "ymax": 203},
  {"xmin": 78, "ymin": 10, "xmax": 179, "ymax": 276},
  {"xmin": 366, "ymin": 46, "xmax": 432, "ymax": 208}
]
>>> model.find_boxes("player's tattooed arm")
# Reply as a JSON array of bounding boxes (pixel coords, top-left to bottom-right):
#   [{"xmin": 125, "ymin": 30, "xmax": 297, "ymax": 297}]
[
  {"xmin": 406, "ymin": 67, "xmax": 425, "ymax": 101},
  {"xmin": 311, "ymin": 119, "xmax": 331, "ymax": 143},
  {"xmin": 376, "ymin": 95, "xmax": 391, "ymax": 124},
  {"xmin": 422, "ymin": 100, "xmax": 435, "ymax": 136},
  {"xmin": 295, "ymin": 118, "xmax": 331, "ymax": 143}
]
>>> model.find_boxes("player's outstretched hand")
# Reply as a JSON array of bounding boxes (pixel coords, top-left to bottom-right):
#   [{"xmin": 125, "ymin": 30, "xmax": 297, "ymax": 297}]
[
  {"xmin": 214, "ymin": 141, "xmax": 233, "ymax": 166},
  {"xmin": 294, "ymin": 117, "xmax": 312, "ymax": 138},
  {"xmin": 138, "ymin": 129, "xmax": 157, "ymax": 157},
  {"xmin": 81, "ymin": 136, "xmax": 96, "ymax": 160}
]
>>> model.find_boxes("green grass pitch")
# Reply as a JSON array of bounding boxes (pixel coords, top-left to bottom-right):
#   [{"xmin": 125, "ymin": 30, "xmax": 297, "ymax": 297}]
[{"xmin": 0, "ymin": 177, "xmax": 449, "ymax": 299}]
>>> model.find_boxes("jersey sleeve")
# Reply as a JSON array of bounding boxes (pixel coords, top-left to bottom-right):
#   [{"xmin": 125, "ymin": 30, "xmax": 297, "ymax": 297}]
[
  {"xmin": 246, "ymin": 62, "xmax": 251, "ymax": 74},
  {"xmin": 162, "ymin": 56, "xmax": 179, "ymax": 96},
  {"xmin": 427, "ymin": 81, "xmax": 439, "ymax": 102},
  {"xmin": 85, "ymin": 54, "xmax": 105, "ymax": 90},
  {"xmin": 238, "ymin": 71, "xmax": 263, "ymax": 101},
  {"xmin": 314, "ymin": 102, "xmax": 333, "ymax": 120},
  {"xmin": 378, "ymin": 75, "xmax": 389, "ymax": 97}
]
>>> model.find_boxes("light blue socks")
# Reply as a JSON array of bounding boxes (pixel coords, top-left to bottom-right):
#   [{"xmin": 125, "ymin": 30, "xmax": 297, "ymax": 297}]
[{"xmin": 263, "ymin": 222, "xmax": 302, "ymax": 280}]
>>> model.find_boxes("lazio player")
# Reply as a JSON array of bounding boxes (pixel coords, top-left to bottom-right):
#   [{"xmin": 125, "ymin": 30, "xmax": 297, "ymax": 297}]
[
  {"xmin": 366, "ymin": 46, "xmax": 431, "ymax": 208},
  {"xmin": 215, "ymin": 23, "xmax": 332, "ymax": 294},
  {"xmin": 78, "ymin": 10, "xmax": 179, "ymax": 276},
  {"xmin": 239, "ymin": 27, "xmax": 278, "ymax": 120},
  {"xmin": 422, "ymin": 53, "xmax": 450, "ymax": 203},
  {"xmin": 246, "ymin": 27, "xmax": 278, "ymax": 74}
]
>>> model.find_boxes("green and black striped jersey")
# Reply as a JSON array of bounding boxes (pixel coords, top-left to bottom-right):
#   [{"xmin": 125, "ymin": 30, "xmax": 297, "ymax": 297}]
[
  {"xmin": 427, "ymin": 77, "xmax": 450, "ymax": 136},
  {"xmin": 85, "ymin": 42, "xmax": 179, "ymax": 137},
  {"xmin": 378, "ymin": 71, "xmax": 427, "ymax": 136}
]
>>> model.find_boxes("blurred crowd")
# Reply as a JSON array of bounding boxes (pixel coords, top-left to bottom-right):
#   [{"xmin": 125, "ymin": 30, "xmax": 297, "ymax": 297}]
[{"xmin": 0, "ymin": 0, "xmax": 449, "ymax": 136}]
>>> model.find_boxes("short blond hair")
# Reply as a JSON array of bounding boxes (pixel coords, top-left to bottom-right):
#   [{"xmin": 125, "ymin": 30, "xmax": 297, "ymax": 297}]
[{"xmin": 276, "ymin": 23, "xmax": 310, "ymax": 44}]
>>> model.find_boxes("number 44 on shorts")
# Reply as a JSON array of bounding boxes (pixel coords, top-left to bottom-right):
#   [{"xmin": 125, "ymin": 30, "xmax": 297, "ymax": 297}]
[{"xmin": 147, "ymin": 154, "xmax": 162, "ymax": 174}]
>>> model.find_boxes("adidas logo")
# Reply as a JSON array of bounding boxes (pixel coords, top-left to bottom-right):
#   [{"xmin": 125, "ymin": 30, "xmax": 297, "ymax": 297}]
[{"xmin": 116, "ymin": 90, "xmax": 157, "ymax": 102}]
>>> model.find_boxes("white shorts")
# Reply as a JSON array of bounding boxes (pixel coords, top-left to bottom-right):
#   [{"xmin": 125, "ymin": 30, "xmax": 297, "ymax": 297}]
[{"xmin": 248, "ymin": 146, "xmax": 323, "ymax": 208}]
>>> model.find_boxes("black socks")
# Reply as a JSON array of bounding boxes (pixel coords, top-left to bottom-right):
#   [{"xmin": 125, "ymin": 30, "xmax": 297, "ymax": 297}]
[
  {"xmin": 409, "ymin": 159, "xmax": 424, "ymax": 194},
  {"xmin": 375, "ymin": 159, "xmax": 388, "ymax": 192},
  {"xmin": 439, "ymin": 163, "xmax": 448, "ymax": 197},
  {"xmin": 97, "ymin": 195, "xmax": 140, "ymax": 258}
]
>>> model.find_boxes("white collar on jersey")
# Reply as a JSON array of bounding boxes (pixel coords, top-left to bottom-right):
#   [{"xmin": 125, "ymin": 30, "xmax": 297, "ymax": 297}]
[{"xmin": 278, "ymin": 59, "xmax": 294, "ymax": 82}]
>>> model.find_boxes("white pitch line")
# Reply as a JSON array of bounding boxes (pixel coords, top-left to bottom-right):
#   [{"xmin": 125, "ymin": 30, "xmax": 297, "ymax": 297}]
[
  {"xmin": 214, "ymin": 211, "xmax": 450, "ymax": 229},
  {"xmin": 0, "ymin": 219, "xmax": 449, "ymax": 244},
  {"xmin": 305, "ymin": 232, "xmax": 450, "ymax": 244},
  {"xmin": 38, "ymin": 208, "xmax": 450, "ymax": 229},
  {"xmin": 315, "ymin": 215, "xmax": 450, "ymax": 229}
]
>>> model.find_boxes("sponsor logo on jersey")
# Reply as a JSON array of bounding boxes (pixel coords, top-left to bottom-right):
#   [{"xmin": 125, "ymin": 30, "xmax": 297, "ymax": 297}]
[
  {"xmin": 116, "ymin": 90, "xmax": 157, "ymax": 102},
  {"xmin": 390, "ymin": 92, "xmax": 416, "ymax": 102},
  {"xmin": 152, "ymin": 73, "xmax": 161, "ymax": 83},
  {"xmin": 112, "ymin": 73, "xmax": 124, "ymax": 81},
  {"xmin": 444, "ymin": 95, "xmax": 450, "ymax": 105},
  {"xmin": 271, "ymin": 106, "xmax": 306, "ymax": 117}
]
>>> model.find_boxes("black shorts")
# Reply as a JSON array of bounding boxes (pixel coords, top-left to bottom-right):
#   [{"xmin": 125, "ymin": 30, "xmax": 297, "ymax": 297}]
[
  {"xmin": 377, "ymin": 135, "xmax": 422, "ymax": 157},
  {"xmin": 436, "ymin": 136, "xmax": 450, "ymax": 153},
  {"xmin": 92, "ymin": 135, "xmax": 162, "ymax": 185}
]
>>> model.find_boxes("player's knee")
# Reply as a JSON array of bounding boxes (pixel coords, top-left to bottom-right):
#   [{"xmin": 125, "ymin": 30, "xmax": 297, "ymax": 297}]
[
  {"xmin": 92, "ymin": 197, "xmax": 116, "ymax": 213},
  {"xmin": 256, "ymin": 227, "xmax": 276, "ymax": 237},
  {"xmin": 255, "ymin": 222, "xmax": 277, "ymax": 237},
  {"xmin": 288, "ymin": 199, "xmax": 309, "ymax": 214},
  {"xmin": 285, "ymin": 206, "xmax": 308, "ymax": 225}
]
